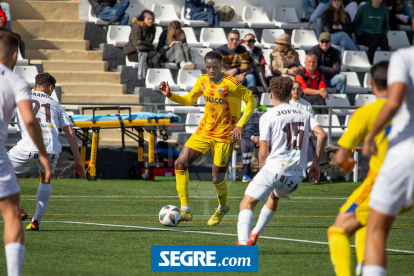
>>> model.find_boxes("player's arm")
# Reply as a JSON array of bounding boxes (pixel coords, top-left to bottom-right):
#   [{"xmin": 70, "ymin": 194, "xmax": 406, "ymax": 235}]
[
  {"xmin": 158, "ymin": 81, "xmax": 202, "ymax": 106},
  {"xmin": 63, "ymin": 125, "xmax": 86, "ymax": 179},
  {"xmin": 335, "ymin": 147, "xmax": 355, "ymax": 174},
  {"xmin": 258, "ymin": 115, "xmax": 270, "ymax": 170},
  {"xmin": 309, "ymin": 124, "xmax": 327, "ymax": 180},
  {"xmin": 258, "ymin": 140, "xmax": 269, "ymax": 170},
  {"xmin": 231, "ymin": 84, "xmax": 257, "ymax": 141},
  {"xmin": 17, "ymin": 99, "xmax": 52, "ymax": 180}
]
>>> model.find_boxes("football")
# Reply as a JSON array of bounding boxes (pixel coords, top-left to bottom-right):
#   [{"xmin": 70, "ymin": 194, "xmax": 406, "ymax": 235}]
[{"xmin": 159, "ymin": 205, "xmax": 181, "ymax": 227}]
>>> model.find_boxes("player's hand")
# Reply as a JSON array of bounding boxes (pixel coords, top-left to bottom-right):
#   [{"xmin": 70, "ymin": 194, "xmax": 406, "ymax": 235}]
[
  {"xmin": 230, "ymin": 126, "xmax": 242, "ymax": 142},
  {"xmin": 252, "ymin": 136, "xmax": 260, "ymax": 145},
  {"xmin": 362, "ymin": 137, "xmax": 377, "ymax": 157},
  {"xmin": 39, "ymin": 155, "xmax": 52, "ymax": 183},
  {"xmin": 158, "ymin": 81, "xmax": 172, "ymax": 97},
  {"xmin": 74, "ymin": 160, "xmax": 86, "ymax": 179},
  {"xmin": 339, "ymin": 157, "xmax": 356, "ymax": 174},
  {"xmin": 308, "ymin": 162, "xmax": 320, "ymax": 181}
]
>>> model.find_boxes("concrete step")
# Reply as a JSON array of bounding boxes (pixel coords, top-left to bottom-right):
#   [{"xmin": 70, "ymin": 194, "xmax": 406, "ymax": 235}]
[
  {"xmin": 9, "ymin": 2, "xmax": 78, "ymax": 21},
  {"xmin": 34, "ymin": 60, "xmax": 108, "ymax": 72},
  {"xmin": 25, "ymin": 39, "xmax": 89, "ymax": 51},
  {"xmin": 62, "ymin": 94, "xmax": 140, "ymax": 103},
  {"xmin": 26, "ymin": 49, "xmax": 102, "ymax": 61},
  {"xmin": 13, "ymin": 20, "xmax": 85, "ymax": 40},
  {"xmin": 59, "ymin": 83, "xmax": 126, "ymax": 95},
  {"xmin": 50, "ymin": 71, "xmax": 121, "ymax": 84},
  {"xmin": 65, "ymin": 105, "xmax": 145, "ymax": 114}
]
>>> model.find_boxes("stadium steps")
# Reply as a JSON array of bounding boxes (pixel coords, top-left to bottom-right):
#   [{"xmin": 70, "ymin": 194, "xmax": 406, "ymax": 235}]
[
  {"xmin": 58, "ymin": 83, "xmax": 126, "ymax": 95},
  {"xmin": 8, "ymin": 1, "xmax": 79, "ymax": 21},
  {"xmin": 24, "ymin": 39, "xmax": 90, "ymax": 51},
  {"xmin": 25, "ymin": 49, "xmax": 102, "ymax": 61},
  {"xmin": 32, "ymin": 60, "xmax": 109, "ymax": 72},
  {"xmin": 47, "ymin": 71, "xmax": 121, "ymax": 83},
  {"xmin": 62, "ymin": 94, "xmax": 139, "ymax": 104},
  {"xmin": 12, "ymin": 20, "xmax": 85, "ymax": 40}
]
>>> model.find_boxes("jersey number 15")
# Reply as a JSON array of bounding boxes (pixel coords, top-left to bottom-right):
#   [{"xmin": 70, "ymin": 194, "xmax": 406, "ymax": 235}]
[{"xmin": 282, "ymin": 121, "xmax": 304, "ymax": 150}]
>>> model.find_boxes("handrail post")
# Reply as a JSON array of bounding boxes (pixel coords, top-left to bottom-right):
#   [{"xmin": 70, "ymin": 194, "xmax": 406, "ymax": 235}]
[{"xmin": 328, "ymin": 106, "xmax": 332, "ymax": 146}]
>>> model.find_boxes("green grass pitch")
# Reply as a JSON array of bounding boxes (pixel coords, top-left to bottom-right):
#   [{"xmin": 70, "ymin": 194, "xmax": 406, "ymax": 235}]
[{"xmin": 1, "ymin": 179, "xmax": 413, "ymax": 275}]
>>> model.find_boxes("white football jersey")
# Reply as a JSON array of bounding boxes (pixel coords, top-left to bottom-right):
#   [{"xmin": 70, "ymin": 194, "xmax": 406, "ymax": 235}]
[
  {"xmin": 16, "ymin": 90, "xmax": 73, "ymax": 155},
  {"xmin": 289, "ymin": 98, "xmax": 315, "ymax": 116},
  {"xmin": 259, "ymin": 103, "xmax": 319, "ymax": 177},
  {"xmin": 0, "ymin": 64, "xmax": 31, "ymax": 152},
  {"xmin": 387, "ymin": 47, "xmax": 414, "ymax": 153}
]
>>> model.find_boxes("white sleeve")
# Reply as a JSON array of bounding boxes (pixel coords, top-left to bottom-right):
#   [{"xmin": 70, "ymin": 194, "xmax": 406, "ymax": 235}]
[
  {"xmin": 259, "ymin": 114, "xmax": 271, "ymax": 141},
  {"xmin": 58, "ymin": 105, "xmax": 73, "ymax": 128},
  {"xmin": 310, "ymin": 115, "xmax": 320, "ymax": 132},
  {"xmin": 14, "ymin": 78, "xmax": 31, "ymax": 104},
  {"xmin": 388, "ymin": 51, "xmax": 411, "ymax": 86}
]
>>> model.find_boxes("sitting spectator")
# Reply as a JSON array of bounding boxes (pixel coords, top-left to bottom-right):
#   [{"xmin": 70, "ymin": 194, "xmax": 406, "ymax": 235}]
[
  {"xmin": 295, "ymin": 54, "xmax": 330, "ymax": 114},
  {"xmin": 89, "ymin": 0, "xmax": 130, "ymax": 26},
  {"xmin": 343, "ymin": 0, "xmax": 366, "ymax": 21},
  {"xmin": 270, "ymin": 34, "xmax": 303, "ymax": 81},
  {"xmin": 239, "ymin": 87, "xmax": 266, "ymax": 182},
  {"xmin": 216, "ymin": 30, "xmax": 256, "ymax": 87},
  {"xmin": 354, "ymin": 0, "xmax": 389, "ymax": 64},
  {"xmin": 153, "ymin": 21, "xmax": 194, "ymax": 70},
  {"xmin": 0, "ymin": 6, "xmax": 7, "ymax": 31},
  {"xmin": 289, "ymin": 81, "xmax": 315, "ymax": 115},
  {"xmin": 184, "ymin": 0, "xmax": 219, "ymax": 27},
  {"xmin": 321, "ymin": 0, "xmax": 358, "ymax": 56},
  {"xmin": 303, "ymin": 0, "xmax": 332, "ymax": 37},
  {"xmin": 309, "ymin": 33, "xmax": 347, "ymax": 94},
  {"xmin": 123, "ymin": 10, "xmax": 156, "ymax": 79},
  {"xmin": 241, "ymin": 33, "xmax": 268, "ymax": 90},
  {"xmin": 0, "ymin": 2, "xmax": 10, "ymax": 31},
  {"xmin": 386, "ymin": 0, "xmax": 414, "ymax": 31}
]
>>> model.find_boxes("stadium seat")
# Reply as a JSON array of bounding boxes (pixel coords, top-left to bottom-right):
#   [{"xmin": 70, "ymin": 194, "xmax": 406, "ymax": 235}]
[
  {"xmin": 182, "ymin": 27, "xmax": 203, "ymax": 48},
  {"xmin": 177, "ymin": 69, "xmax": 203, "ymax": 90},
  {"xmin": 152, "ymin": 4, "xmax": 183, "ymax": 26},
  {"xmin": 261, "ymin": 48, "xmax": 273, "ymax": 65},
  {"xmin": 153, "ymin": 26, "xmax": 164, "ymax": 46},
  {"xmin": 217, "ymin": 6, "xmax": 246, "ymax": 28},
  {"xmin": 344, "ymin": 114, "xmax": 351, "ymax": 130},
  {"xmin": 315, "ymin": 114, "xmax": 344, "ymax": 137},
  {"xmin": 181, "ymin": 6, "xmax": 208, "ymax": 27},
  {"xmin": 185, "ymin": 113, "xmax": 204, "ymax": 133},
  {"xmin": 325, "ymin": 94, "xmax": 354, "ymax": 115},
  {"xmin": 51, "ymin": 90, "xmax": 59, "ymax": 102},
  {"xmin": 106, "ymin": 26, "xmax": 131, "ymax": 47},
  {"xmin": 355, "ymin": 94, "xmax": 376, "ymax": 107},
  {"xmin": 297, "ymin": 49, "xmax": 306, "ymax": 66},
  {"xmin": 387, "ymin": 31, "xmax": 410, "ymax": 50},
  {"xmin": 272, "ymin": 7, "xmax": 306, "ymax": 29},
  {"xmin": 125, "ymin": 56, "xmax": 138, "ymax": 69},
  {"xmin": 88, "ymin": 5, "xmax": 108, "ymax": 25},
  {"xmin": 242, "ymin": 6, "xmax": 275, "ymax": 28},
  {"xmin": 340, "ymin": 72, "xmax": 367, "ymax": 93},
  {"xmin": 16, "ymin": 48, "xmax": 28, "ymax": 66},
  {"xmin": 373, "ymin": 51, "xmax": 392, "ymax": 64},
  {"xmin": 232, "ymin": 28, "xmax": 263, "ymax": 48},
  {"xmin": 165, "ymin": 92, "xmax": 201, "ymax": 113},
  {"xmin": 260, "ymin": 93, "xmax": 273, "ymax": 107},
  {"xmin": 13, "ymin": 66, "xmax": 38, "ymax": 87},
  {"xmin": 342, "ymin": 51, "xmax": 371, "ymax": 72},
  {"xmin": 145, "ymin": 69, "xmax": 180, "ymax": 90},
  {"xmin": 200, "ymin": 28, "xmax": 227, "ymax": 48},
  {"xmin": 125, "ymin": 4, "xmax": 142, "ymax": 24},
  {"xmin": 363, "ymin": 73, "xmax": 372, "ymax": 89},
  {"xmin": 261, "ymin": 29, "xmax": 286, "ymax": 49},
  {"xmin": 291, "ymin": 30, "xmax": 318, "ymax": 50},
  {"xmin": 191, "ymin": 47, "xmax": 213, "ymax": 69},
  {"xmin": 7, "ymin": 125, "xmax": 18, "ymax": 134}
]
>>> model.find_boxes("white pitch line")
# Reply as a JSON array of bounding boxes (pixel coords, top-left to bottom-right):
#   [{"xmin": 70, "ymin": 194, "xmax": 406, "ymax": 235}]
[{"xmin": 43, "ymin": 221, "xmax": 414, "ymax": 254}]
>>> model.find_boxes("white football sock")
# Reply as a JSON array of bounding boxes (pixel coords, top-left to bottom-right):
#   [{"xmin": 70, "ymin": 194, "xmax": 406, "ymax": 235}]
[
  {"xmin": 33, "ymin": 183, "xmax": 51, "ymax": 224},
  {"xmin": 237, "ymin": 209, "xmax": 254, "ymax": 243},
  {"xmin": 5, "ymin": 243, "xmax": 25, "ymax": 276},
  {"xmin": 181, "ymin": 205, "xmax": 191, "ymax": 212},
  {"xmin": 218, "ymin": 205, "xmax": 227, "ymax": 212},
  {"xmin": 362, "ymin": 265, "xmax": 386, "ymax": 276},
  {"xmin": 252, "ymin": 205, "xmax": 275, "ymax": 236}
]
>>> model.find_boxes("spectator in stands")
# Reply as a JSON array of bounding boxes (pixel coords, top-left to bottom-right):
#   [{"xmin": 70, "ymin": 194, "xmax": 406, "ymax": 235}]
[
  {"xmin": 0, "ymin": 6, "xmax": 7, "ymax": 31},
  {"xmin": 216, "ymin": 30, "xmax": 256, "ymax": 88},
  {"xmin": 270, "ymin": 34, "xmax": 303, "ymax": 81},
  {"xmin": 386, "ymin": 0, "xmax": 414, "ymax": 31},
  {"xmin": 309, "ymin": 33, "xmax": 347, "ymax": 94},
  {"xmin": 295, "ymin": 54, "xmax": 329, "ymax": 114},
  {"xmin": 343, "ymin": 0, "xmax": 366, "ymax": 21},
  {"xmin": 354, "ymin": 0, "xmax": 390, "ymax": 64},
  {"xmin": 289, "ymin": 81, "xmax": 315, "ymax": 115},
  {"xmin": 239, "ymin": 87, "xmax": 266, "ymax": 183},
  {"xmin": 153, "ymin": 21, "xmax": 195, "ymax": 70},
  {"xmin": 241, "ymin": 33, "xmax": 268, "ymax": 90},
  {"xmin": 88, "ymin": 0, "xmax": 130, "ymax": 26},
  {"xmin": 123, "ymin": 10, "xmax": 156, "ymax": 79},
  {"xmin": 303, "ymin": 0, "xmax": 332, "ymax": 37},
  {"xmin": 321, "ymin": 0, "xmax": 359, "ymax": 56},
  {"xmin": 184, "ymin": 0, "xmax": 219, "ymax": 27},
  {"xmin": 0, "ymin": 2, "xmax": 11, "ymax": 31}
]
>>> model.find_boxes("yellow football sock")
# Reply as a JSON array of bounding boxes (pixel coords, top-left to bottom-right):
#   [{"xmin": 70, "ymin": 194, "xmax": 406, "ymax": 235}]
[
  {"xmin": 328, "ymin": 226, "xmax": 352, "ymax": 276},
  {"xmin": 214, "ymin": 180, "xmax": 228, "ymax": 207},
  {"xmin": 355, "ymin": 227, "xmax": 366, "ymax": 265},
  {"xmin": 176, "ymin": 169, "xmax": 189, "ymax": 207}
]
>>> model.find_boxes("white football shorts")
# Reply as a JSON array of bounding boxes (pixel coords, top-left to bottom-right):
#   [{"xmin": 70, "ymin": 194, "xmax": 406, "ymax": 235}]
[
  {"xmin": 370, "ymin": 152, "xmax": 414, "ymax": 216},
  {"xmin": 245, "ymin": 165, "xmax": 304, "ymax": 201},
  {"xmin": 0, "ymin": 151, "xmax": 20, "ymax": 198},
  {"xmin": 7, "ymin": 147, "xmax": 59, "ymax": 174}
]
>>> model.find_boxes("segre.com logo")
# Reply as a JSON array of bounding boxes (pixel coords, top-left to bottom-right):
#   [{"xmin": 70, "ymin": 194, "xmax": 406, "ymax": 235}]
[{"xmin": 151, "ymin": 245, "xmax": 258, "ymax": 272}]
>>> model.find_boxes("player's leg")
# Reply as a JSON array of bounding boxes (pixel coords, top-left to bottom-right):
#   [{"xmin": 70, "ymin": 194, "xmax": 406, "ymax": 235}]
[
  {"xmin": 237, "ymin": 194, "xmax": 260, "ymax": 245},
  {"xmin": 354, "ymin": 226, "xmax": 366, "ymax": 275},
  {"xmin": 250, "ymin": 191, "xmax": 279, "ymax": 245}
]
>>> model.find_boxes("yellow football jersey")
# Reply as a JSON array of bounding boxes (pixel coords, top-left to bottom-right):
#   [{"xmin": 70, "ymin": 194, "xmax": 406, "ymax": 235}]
[
  {"xmin": 169, "ymin": 73, "xmax": 254, "ymax": 143},
  {"xmin": 338, "ymin": 98, "xmax": 390, "ymax": 174}
]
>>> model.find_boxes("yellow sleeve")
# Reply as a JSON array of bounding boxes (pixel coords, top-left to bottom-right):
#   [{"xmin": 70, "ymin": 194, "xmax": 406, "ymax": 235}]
[
  {"xmin": 168, "ymin": 77, "xmax": 203, "ymax": 106},
  {"xmin": 338, "ymin": 109, "xmax": 368, "ymax": 150},
  {"xmin": 230, "ymin": 81, "xmax": 256, "ymax": 128}
]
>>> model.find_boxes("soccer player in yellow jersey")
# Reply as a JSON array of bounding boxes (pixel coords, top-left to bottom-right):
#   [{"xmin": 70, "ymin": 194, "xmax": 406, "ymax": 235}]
[
  {"xmin": 328, "ymin": 61, "xmax": 390, "ymax": 276},
  {"xmin": 158, "ymin": 51, "xmax": 257, "ymax": 226}
]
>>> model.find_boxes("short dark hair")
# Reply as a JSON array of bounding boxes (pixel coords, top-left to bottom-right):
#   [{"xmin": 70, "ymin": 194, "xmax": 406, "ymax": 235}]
[
  {"xmin": 137, "ymin": 10, "xmax": 154, "ymax": 21},
  {"xmin": 270, "ymin": 77, "xmax": 293, "ymax": 101},
  {"xmin": 371, "ymin": 61, "xmax": 389, "ymax": 90},
  {"xmin": 244, "ymin": 33, "xmax": 255, "ymax": 39},
  {"xmin": 0, "ymin": 31, "xmax": 20, "ymax": 61},
  {"xmin": 204, "ymin": 51, "xmax": 222, "ymax": 62},
  {"xmin": 35, "ymin": 73, "xmax": 56, "ymax": 88},
  {"xmin": 228, "ymin": 30, "xmax": 240, "ymax": 37}
]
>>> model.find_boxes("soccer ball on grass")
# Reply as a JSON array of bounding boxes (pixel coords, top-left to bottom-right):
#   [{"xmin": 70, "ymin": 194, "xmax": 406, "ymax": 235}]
[{"xmin": 159, "ymin": 205, "xmax": 181, "ymax": 227}]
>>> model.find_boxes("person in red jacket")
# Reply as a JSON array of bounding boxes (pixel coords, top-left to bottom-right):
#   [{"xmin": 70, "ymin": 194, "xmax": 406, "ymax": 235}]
[{"xmin": 0, "ymin": 6, "xmax": 8, "ymax": 30}]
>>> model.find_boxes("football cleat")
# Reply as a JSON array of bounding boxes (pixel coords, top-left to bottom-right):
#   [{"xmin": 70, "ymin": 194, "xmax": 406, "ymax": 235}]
[
  {"xmin": 242, "ymin": 174, "xmax": 252, "ymax": 183},
  {"xmin": 236, "ymin": 241, "xmax": 252, "ymax": 245},
  {"xmin": 20, "ymin": 206, "xmax": 28, "ymax": 221},
  {"xmin": 179, "ymin": 209, "xmax": 193, "ymax": 221},
  {"xmin": 207, "ymin": 205, "xmax": 230, "ymax": 226},
  {"xmin": 249, "ymin": 232, "xmax": 259, "ymax": 245},
  {"xmin": 26, "ymin": 220, "xmax": 39, "ymax": 231}
]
